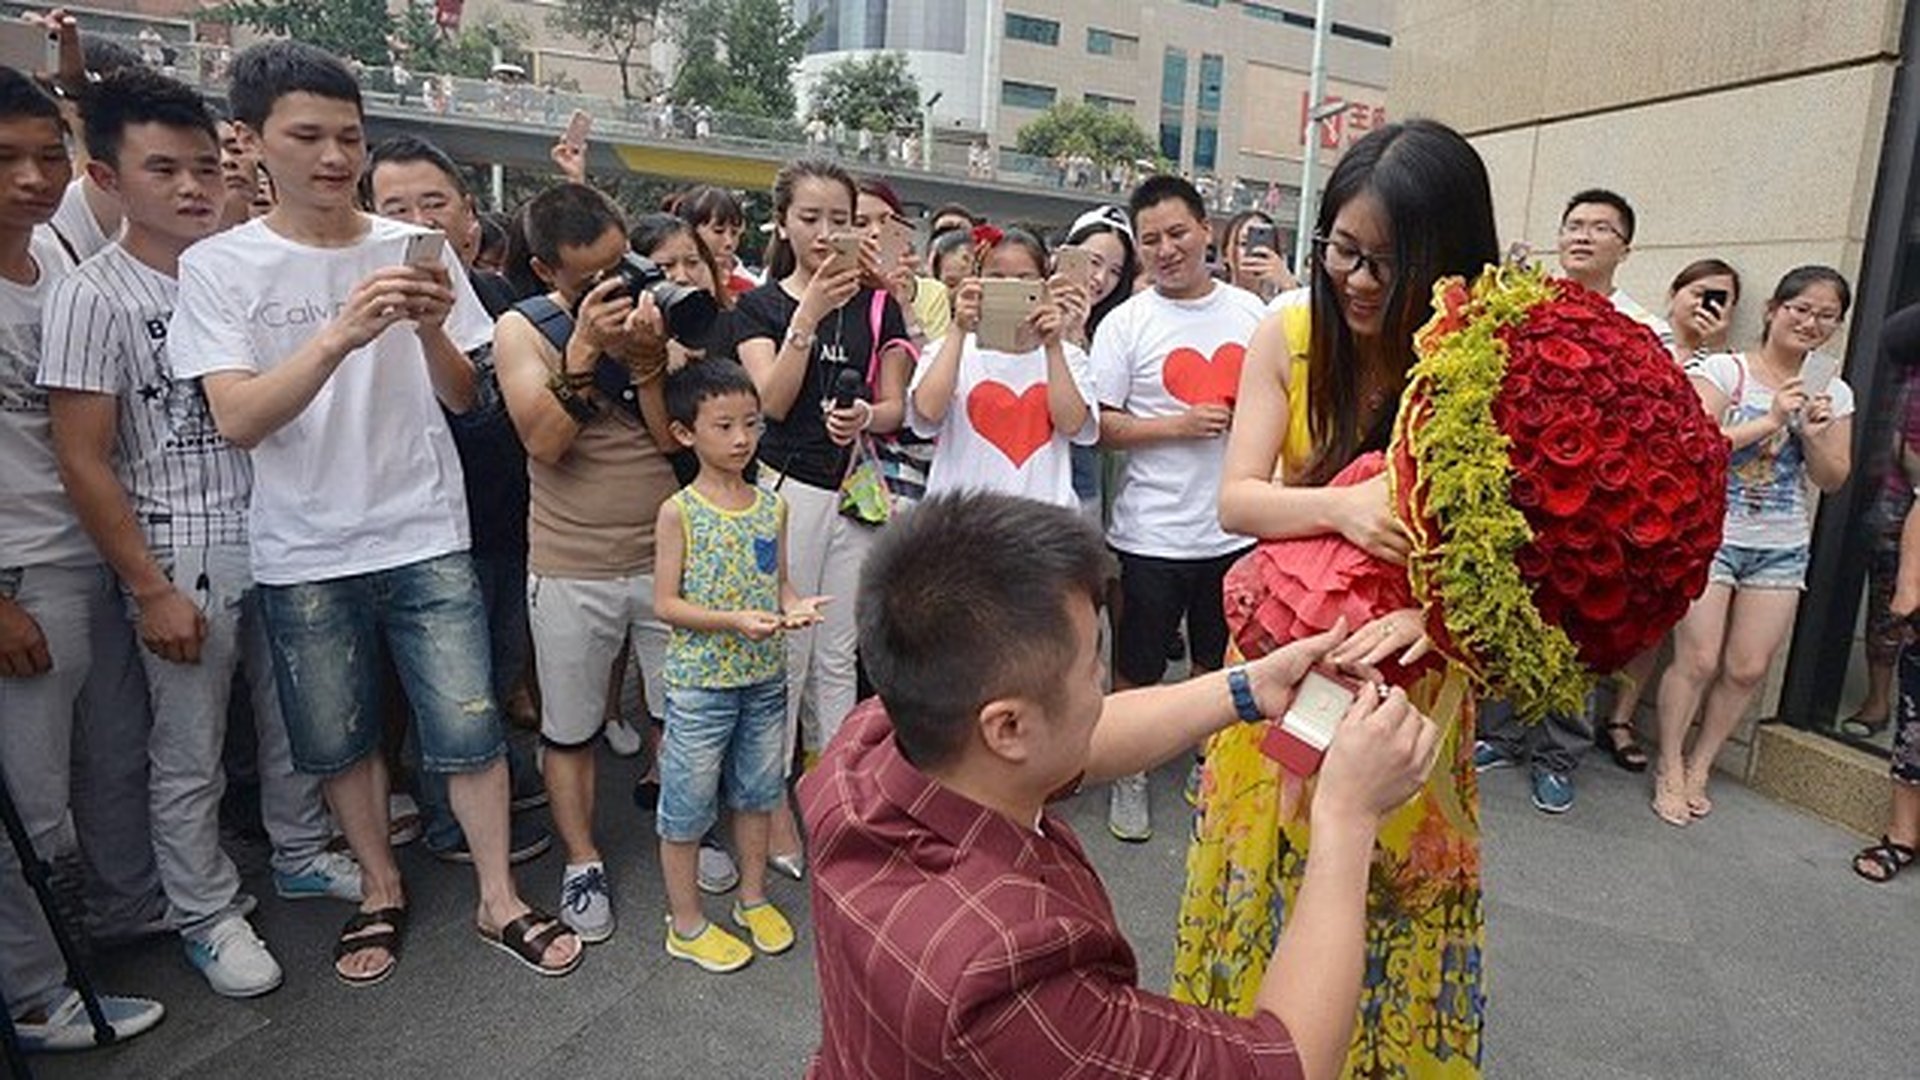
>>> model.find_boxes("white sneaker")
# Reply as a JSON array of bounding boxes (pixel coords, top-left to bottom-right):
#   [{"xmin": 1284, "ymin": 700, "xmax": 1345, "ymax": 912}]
[
  {"xmin": 1107, "ymin": 772, "xmax": 1152, "ymax": 842},
  {"xmin": 185, "ymin": 916, "xmax": 283, "ymax": 998},
  {"xmin": 603, "ymin": 717, "xmax": 643, "ymax": 757},
  {"xmin": 696, "ymin": 842, "xmax": 740, "ymax": 895},
  {"xmin": 274, "ymin": 850, "xmax": 364, "ymax": 902},
  {"xmin": 559, "ymin": 861, "xmax": 616, "ymax": 944},
  {"xmin": 15, "ymin": 988, "xmax": 165, "ymax": 1052}
]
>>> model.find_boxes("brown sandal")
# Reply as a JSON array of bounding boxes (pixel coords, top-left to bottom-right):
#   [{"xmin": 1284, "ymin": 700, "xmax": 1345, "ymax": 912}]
[
  {"xmin": 334, "ymin": 906, "xmax": 407, "ymax": 988},
  {"xmin": 478, "ymin": 908, "xmax": 581, "ymax": 978},
  {"xmin": 1598, "ymin": 722, "xmax": 1649, "ymax": 772},
  {"xmin": 1853, "ymin": 836, "xmax": 1916, "ymax": 883}
]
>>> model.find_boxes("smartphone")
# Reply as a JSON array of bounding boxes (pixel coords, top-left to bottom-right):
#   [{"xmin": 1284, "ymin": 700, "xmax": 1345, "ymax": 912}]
[
  {"xmin": 1054, "ymin": 246, "xmax": 1093, "ymax": 289},
  {"xmin": 562, "ymin": 108, "xmax": 592, "ymax": 150},
  {"xmin": 1259, "ymin": 667, "xmax": 1361, "ymax": 777},
  {"xmin": 1242, "ymin": 221, "xmax": 1277, "ymax": 254},
  {"xmin": 402, "ymin": 230, "xmax": 447, "ymax": 269},
  {"xmin": 1799, "ymin": 352, "xmax": 1842, "ymax": 399},
  {"xmin": 827, "ymin": 232, "xmax": 862, "ymax": 259},
  {"xmin": 0, "ymin": 21, "xmax": 57, "ymax": 75},
  {"xmin": 1700, "ymin": 287, "xmax": 1729, "ymax": 317},
  {"xmin": 976, "ymin": 277, "xmax": 1044, "ymax": 352},
  {"xmin": 877, "ymin": 219, "xmax": 912, "ymax": 267}
]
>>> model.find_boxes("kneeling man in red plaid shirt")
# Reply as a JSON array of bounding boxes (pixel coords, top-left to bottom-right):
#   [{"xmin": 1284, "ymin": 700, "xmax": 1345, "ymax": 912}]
[{"xmin": 799, "ymin": 493, "xmax": 1440, "ymax": 1080}]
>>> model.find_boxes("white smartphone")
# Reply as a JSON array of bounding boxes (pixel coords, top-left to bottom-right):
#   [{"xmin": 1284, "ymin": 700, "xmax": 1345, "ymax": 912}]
[
  {"xmin": 1799, "ymin": 353, "xmax": 1842, "ymax": 399},
  {"xmin": 0, "ymin": 21, "xmax": 58, "ymax": 76},
  {"xmin": 402, "ymin": 231, "xmax": 447, "ymax": 269},
  {"xmin": 976, "ymin": 277, "xmax": 1043, "ymax": 352},
  {"xmin": 562, "ymin": 108, "xmax": 592, "ymax": 150}
]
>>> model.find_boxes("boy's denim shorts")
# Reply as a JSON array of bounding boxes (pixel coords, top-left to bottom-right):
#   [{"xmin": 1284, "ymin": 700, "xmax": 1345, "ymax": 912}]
[
  {"xmin": 1708, "ymin": 543, "xmax": 1809, "ymax": 591},
  {"xmin": 657, "ymin": 678, "xmax": 787, "ymax": 843},
  {"xmin": 259, "ymin": 552, "xmax": 505, "ymax": 776}
]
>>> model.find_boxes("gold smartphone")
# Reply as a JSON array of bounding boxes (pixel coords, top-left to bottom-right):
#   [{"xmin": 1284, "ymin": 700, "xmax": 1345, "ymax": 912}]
[
  {"xmin": 562, "ymin": 108, "xmax": 593, "ymax": 150},
  {"xmin": 1054, "ymin": 246, "xmax": 1093, "ymax": 289},
  {"xmin": 976, "ymin": 278, "xmax": 1044, "ymax": 352},
  {"xmin": 0, "ymin": 22, "xmax": 57, "ymax": 75}
]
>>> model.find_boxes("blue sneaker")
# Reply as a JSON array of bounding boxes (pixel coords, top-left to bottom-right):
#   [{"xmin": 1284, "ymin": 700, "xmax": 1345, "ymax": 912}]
[
  {"xmin": 1472, "ymin": 740, "xmax": 1516, "ymax": 773},
  {"xmin": 15, "ymin": 988, "xmax": 165, "ymax": 1052},
  {"xmin": 1531, "ymin": 768, "xmax": 1575, "ymax": 814},
  {"xmin": 273, "ymin": 851, "xmax": 364, "ymax": 902}
]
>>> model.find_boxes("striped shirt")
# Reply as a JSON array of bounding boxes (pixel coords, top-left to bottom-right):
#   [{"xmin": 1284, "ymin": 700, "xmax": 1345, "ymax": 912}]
[
  {"xmin": 39, "ymin": 245, "xmax": 250, "ymax": 550},
  {"xmin": 0, "ymin": 230, "xmax": 91, "ymax": 567}
]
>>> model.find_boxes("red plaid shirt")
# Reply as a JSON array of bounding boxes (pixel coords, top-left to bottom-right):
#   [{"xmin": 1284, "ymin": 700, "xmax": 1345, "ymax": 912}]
[{"xmin": 799, "ymin": 700, "xmax": 1305, "ymax": 1080}]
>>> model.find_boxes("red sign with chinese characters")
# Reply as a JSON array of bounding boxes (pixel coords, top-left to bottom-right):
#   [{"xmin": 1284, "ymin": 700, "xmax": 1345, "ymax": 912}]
[{"xmin": 1299, "ymin": 93, "xmax": 1388, "ymax": 150}]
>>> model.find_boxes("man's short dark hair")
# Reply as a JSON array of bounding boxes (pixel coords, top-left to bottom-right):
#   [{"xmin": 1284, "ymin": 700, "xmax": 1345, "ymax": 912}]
[
  {"xmin": 0, "ymin": 66, "xmax": 65, "ymax": 128},
  {"xmin": 927, "ymin": 201, "xmax": 978, "ymax": 239},
  {"xmin": 858, "ymin": 494, "xmax": 1116, "ymax": 770},
  {"xmin": 519, "ymin": 181, "xmax": 626, "ymax": 269},
  {"xmin": 1128, "ymin": 174, "xmax": 1206, "ymax": 224},
  {"xmin": 227, "ymin": 40, "xmax": 361, "ymax": 134},
  {"xmin": 361, "ymin": 134, "xmax": 470, "ymax": 207},
  {"xmin": 80, "ymin": 67, "xmax": 216, "ymax": 169},
  {"xmin": 665, "ymin": 357, "xmax": 759, "ymax": 428},
  {"xmin": 1561, "ymin": 187, "xmax": 1636, "ymax": 243},
  {"xmin": 81, "ymin": 37, "xmax": 144, "ymax": 80}
]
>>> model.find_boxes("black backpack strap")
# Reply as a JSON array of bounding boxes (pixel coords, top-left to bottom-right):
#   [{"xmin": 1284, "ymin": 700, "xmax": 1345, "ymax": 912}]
[{"xmin": 512, "ymin": 295, "xmax": 574, "ymax": 357}]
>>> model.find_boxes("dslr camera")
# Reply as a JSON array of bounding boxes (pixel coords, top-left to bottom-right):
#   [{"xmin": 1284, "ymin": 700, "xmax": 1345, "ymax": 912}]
[{"xmin": 590, "ymin": 252, "xmax": 719, "ymax": 348}]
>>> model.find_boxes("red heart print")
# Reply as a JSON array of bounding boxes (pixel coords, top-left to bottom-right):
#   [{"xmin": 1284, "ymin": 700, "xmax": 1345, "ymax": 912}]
[
  {"xmin": 966, "ymin": 381, "xmax": 1053, "ymax": 467},
  {"xmin": 1163, "ymin": 343, "xmax": 1247, "ymax": 407}
]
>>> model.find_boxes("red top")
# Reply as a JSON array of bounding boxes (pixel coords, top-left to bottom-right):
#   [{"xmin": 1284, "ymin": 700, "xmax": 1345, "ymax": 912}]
[{"xmin": 799, "ymin": 700, "xmax": 1307, "ymax": 1080}]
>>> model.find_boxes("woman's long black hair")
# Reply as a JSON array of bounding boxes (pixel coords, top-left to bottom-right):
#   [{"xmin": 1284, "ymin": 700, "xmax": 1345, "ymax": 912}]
[{"xmin": 1304, "ymin": 119, "xmax": 1499, "ymax": 485}]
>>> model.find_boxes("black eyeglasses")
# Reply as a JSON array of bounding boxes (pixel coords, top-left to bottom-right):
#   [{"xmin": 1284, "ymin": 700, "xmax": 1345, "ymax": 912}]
[{"xmin": 1312, "ymin": 234, "xmax": 1396, "ymax": 286}]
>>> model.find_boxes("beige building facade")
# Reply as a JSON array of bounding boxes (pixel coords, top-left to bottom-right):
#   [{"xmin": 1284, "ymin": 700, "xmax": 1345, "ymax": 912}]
[{"xmin": 1391, "ymin": 0, "xmax": 1917, "ymax": 830}]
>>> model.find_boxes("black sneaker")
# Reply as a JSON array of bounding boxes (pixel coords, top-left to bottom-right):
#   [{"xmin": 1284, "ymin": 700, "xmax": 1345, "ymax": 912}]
[{"xmin": 430, "ymin": 817, "xmax": 553, "ymax": 866}]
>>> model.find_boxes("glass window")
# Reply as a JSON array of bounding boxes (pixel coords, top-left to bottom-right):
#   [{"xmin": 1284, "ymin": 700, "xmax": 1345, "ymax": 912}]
[
  {"xmin": 1241, "ymin": 1, "xmax": 1315, "ymax": 29},
  {"xmin": 1085, "ymin": 93, "xmax": 1136, "ymax": 111},
  {"xmin": 1001, "ymin": 80, "xmax": 1058, "ymax": 110},
  {"xmin": 1195, "ymin": 122, "xmax": 1218, "ymax": 170},
  {"xmin": 1160, "ymin": 113, "xmax": 1184, "ymax": 164},
  {"xmin": 1198, "ymin": 53, "xmax": 1224, "ymax": 113},
  {"xmin": 1005, "ymin": 12, "xmax": 1060, "ymax": 46},
  {"xmin": 1087, "ymin": 27, "xmax": 1139, "ymax": 59},
  {"xmin": 1162, "ymin": 47, "xmax": 1188, "ymax": 108},
  {"xmin": 1332, "ymin": 22, "xmax": 1393, "ymax": 47}
]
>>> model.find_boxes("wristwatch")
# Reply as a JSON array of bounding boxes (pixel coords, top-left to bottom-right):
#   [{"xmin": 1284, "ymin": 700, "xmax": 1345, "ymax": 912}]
[
  {"xmin": 784, "ymin": 325, "xmax": 816, "ymax": 352},
  {"xmin": 1226, "ymin": 664, "xmax": 1265, "ymax": 722},
  {"xmin": 545, "ymin": 369, "xmax": 598, "ymax": 423}
]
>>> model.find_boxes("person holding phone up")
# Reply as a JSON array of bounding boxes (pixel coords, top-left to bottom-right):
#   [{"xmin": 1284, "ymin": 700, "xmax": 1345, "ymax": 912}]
[
  {"xmin": 908, "ymin": 229, "xmax": 1096, "ymax": 508},
  {"xmin": 1221, "ymin": 210, "xmax": 1298, "ymax": 304},
  {"xmin": 1653, "ymin": 266, "xmax": 1855, "ymax": 825},
  {"xmin": 734, "ymin": 159, "xmax": 911, "ymax": 878}
]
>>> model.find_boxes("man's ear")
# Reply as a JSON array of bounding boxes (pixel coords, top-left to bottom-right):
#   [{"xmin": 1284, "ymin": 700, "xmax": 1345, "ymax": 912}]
[
  {"xmin": 669, "ymin": 418, "xmax": 697, "ymax": 449},
  {"xmin": 975, "ymin": 697, "xmax": 1033, "ymax": 765},
  {"xmin": 84, "ymin": 158, "xmax": 119, "ymax": 198}
]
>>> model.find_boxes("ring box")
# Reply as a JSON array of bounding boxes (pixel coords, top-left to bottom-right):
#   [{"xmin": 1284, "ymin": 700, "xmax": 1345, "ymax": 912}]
[{"xmin": 1259, "ymin": 668, "xmax": 1361, "ymax": 776}]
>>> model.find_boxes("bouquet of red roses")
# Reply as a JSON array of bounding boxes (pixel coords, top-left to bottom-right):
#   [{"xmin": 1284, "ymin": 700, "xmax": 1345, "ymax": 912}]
[{"xmin": 1225, "ymin": 264, "xmax": 1726, "ymax": 722}]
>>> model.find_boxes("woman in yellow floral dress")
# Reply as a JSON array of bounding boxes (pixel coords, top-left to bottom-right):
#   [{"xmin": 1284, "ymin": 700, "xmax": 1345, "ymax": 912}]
[{"xmin": 1171, "ymin": 119, "xmax": 1498, "ymax": 1078}]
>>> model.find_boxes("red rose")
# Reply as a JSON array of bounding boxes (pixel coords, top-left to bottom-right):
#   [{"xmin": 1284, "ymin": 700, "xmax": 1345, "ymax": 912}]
[
  {"xmin": 1547, "ymin": 559, "xmax": 1589, "ymax": 600},
  {"xmin": 1587, "ymin": 536, "xmax": 1627, "ymax": 578},
  {"xmin": 1646, "ymin": 471, "xmax": 1689, "ymax": 513},
  {"xmin": 1626, "ymin": 503, "xmax": 1676, "ymax": 547},
  {"xmin": 1536, "ymin": 338, "xmax": 1597, "ymax": 371},
  {"xmin": 1510, "ymin": 473, "xmax": 1544, "ymax": 509},
  {"xmin": 1594, "ymin": 452, "xmax": 1633, "ymax": 491},
  {"xmin": 1595, "ymin": 417, "xmax": 1630, "ymax": 450},
  {"xmin": 1577, "ymin": 578, "xmax": 1631, "ymax": 623},
  {"xmin": 1539, "ymin": 465, "xmax": 1593, "ymax": 517},
  {"xmin": 1541, "ymin": 419, "xmax": 1598, "ymax": 468},
  {"xmin": 1626, "ymin": 403, "xmax": 1656, "ymax": 433}
]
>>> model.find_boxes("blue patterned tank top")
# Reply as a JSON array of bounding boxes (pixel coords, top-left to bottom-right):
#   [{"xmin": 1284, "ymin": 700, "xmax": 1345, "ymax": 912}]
[{"xmin": 665, "ymin": 485, "xmax": 786, "ymax": 689}]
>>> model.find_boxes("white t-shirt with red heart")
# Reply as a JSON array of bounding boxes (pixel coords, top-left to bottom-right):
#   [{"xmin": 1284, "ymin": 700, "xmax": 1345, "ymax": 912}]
[
  {"xmin": 1092, "ymin": 282, "xmax": 1266, "ymax": 559},
  {"xmin": 908, "ymin": 333, "xmax": 1097, "ymax": 509}
]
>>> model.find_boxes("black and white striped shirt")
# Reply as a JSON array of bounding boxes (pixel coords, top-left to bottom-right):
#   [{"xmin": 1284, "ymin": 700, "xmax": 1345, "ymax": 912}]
[{"xmin": 38, "ymin": 244, "xmax": 250, "ymax": 551}]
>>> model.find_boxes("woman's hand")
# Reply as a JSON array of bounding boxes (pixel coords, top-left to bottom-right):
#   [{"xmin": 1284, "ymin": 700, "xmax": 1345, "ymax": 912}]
[
  {"xmin": 952, "ymin": 278, "xmax": 983, "ymax": 334},
  {"xmin": 1329, "ymin": 608, "xmax": 1432, "ymax": 671},
  {"xmin": 1801, "ymin": 393, "xmax": 1836, "ymax": 436},
  {"xmin": 1682, "ymin": 301, "xmax": 1729, "ymax": 350},
  {"xmin": 1240, "ymin": 247, "xmax": 1297, "ymax": 293},
  {"xmin": 823, "ymin": 400, "xmax": 870, "ymax": 446},
  {"xmin": 1335, "ymin": 474, "xmax": 1411, "ymax": 563},
  {"xmin": 1047, "ymin": 274, "xmax": 1089, "ymax": 335},
  {"xmin": 797, "ymin": 256, "xmax": 862, "ymax": 328},
  {"xmin": 1767, "ymin": 375, "xmax": 1807, "ymax": 428}
]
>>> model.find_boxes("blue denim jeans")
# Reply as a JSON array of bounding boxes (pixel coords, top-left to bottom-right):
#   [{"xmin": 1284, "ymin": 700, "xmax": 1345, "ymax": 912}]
[
  {"xmin": 260, "ymin": 552, "xmax": 504, "ymax": 776},
  {"xmin": 657, "ymin": 679, "xmax": 787, "ymax": 843}
]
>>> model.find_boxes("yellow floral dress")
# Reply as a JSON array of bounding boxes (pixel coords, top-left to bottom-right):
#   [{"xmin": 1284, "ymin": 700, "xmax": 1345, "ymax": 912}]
[{"xmin": 1171, "ymin": 306, "xmax": 1486, "ymax": 1078}]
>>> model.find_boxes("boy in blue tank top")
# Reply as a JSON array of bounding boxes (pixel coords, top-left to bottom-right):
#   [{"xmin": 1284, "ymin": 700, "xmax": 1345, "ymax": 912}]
[{"xmin": 653, "ymin": 360, "xmax": 826, "ymax": 973}]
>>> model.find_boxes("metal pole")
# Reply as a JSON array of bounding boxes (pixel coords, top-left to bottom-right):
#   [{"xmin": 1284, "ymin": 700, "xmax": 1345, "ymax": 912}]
[
  {"xmin": 1293, "ymin": 0, "xmax": 1332, "ymax": 273},
  {"xmin": 490, "ymin": 44, "xmax": 506, "ymax": 212}
]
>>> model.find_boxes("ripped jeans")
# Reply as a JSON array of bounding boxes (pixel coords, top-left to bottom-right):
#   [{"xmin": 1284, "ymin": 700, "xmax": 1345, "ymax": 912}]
[{"xmin": 259, "ymin": 552, "xmax": 504, "ymax": 776}]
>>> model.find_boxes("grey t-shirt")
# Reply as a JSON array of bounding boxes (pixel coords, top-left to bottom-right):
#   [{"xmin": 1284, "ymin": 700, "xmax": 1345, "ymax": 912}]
[{"xmin": 0, "ymin": 230, "xmax": 88, "ymax": 567}]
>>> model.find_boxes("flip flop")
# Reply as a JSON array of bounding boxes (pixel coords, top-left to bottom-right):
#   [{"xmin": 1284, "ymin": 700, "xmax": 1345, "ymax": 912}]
[
  {"xmin": 478, "ymin": 908, "xmax": 582, "ymax": 978},
  {"xmin": 334, "ymin": 906, "xmax": 407, "ymax": 988}
]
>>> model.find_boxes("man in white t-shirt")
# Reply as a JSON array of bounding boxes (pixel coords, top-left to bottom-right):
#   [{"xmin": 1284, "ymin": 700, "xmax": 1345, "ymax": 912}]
[
  {"xmin": 169, "ymin": 42, "xmax": 582, "ymax": 985},
  {"xmin": 0, "ymin": 67, "xmax": 166, "ymax": 1054},
  {"xmin": 1092, "ymin": 176, "xmax": 1264, "ymax": 842},
  {"xmin": 1479, "ymin": 187, "xmax": 1674, "ymax": 815},
  {"xmin": 43, "ymin": 67, "xmax": 360, "ymax": 1002}
]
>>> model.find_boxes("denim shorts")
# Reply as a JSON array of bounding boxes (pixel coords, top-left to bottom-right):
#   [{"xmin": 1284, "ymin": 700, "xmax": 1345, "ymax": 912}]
[
  {"xmin": 1708, "ymin": 543, "xmax": 1809, "ymax": 591},
  {"xmin": 657, "ymin": 678, "xmax": 787, "ymax": 843},
  {"xmin": 259, "ymin": 552, "xmax": 505, "ymax": 776}
]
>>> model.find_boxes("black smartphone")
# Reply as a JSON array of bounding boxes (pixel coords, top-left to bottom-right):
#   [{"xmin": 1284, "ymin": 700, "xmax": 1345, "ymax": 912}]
[
  {"xmin": 1242, "ymin": 221, "xmax": 1277, "ymax": 254},
  {"xmin": 1700, "ymin": 287, "xmax": 1729, "ymax": 316}
]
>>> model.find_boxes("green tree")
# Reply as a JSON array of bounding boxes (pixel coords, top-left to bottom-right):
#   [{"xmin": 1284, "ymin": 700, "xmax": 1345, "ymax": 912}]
[
  {"xmin": 667, "ymin": 0, "xmax": 818, "ymax": 120},
  {"xmin": 1015, "ymin": 101, "xmax": 1160, "ymax": 168},
  {"xmin": 211, "ymin": 0, "xmax": 528, "ymax": 79},
  {"xmin": 808, "ymin": 51, "xmax": 920, "ymax": 134},
  {"xmin": 549, "ymin": 0, "xmax": 669, "ymax": 100}
]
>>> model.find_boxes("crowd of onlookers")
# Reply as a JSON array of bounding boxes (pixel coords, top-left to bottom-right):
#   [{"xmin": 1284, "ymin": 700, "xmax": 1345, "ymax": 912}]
[{"xmin": 2, "ymin": 15, "xmax": 1909, "ymax": 1070}]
